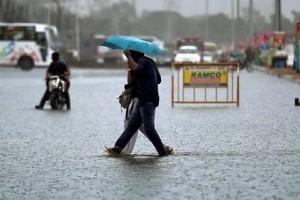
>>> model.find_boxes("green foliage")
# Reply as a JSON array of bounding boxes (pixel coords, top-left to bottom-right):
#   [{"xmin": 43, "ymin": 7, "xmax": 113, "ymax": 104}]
[{"xmin": 292, "ymin": 11, "xmax": 300, "ymax": 23}]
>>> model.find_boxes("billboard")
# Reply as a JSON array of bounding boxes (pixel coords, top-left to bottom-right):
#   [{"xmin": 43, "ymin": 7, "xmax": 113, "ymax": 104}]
[{"xmin": 183, "ymin": 66, "xmax": 228, "ymax": 87}]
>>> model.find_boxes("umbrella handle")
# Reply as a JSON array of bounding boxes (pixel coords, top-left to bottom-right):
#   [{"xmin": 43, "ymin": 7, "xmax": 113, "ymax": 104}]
[{"xmin": 156, "ymin": 56, "xmax": 161, "ymax": 65}]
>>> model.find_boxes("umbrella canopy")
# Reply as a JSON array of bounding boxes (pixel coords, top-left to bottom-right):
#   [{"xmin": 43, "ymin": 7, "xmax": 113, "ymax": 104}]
[{"xmin": 102, "ymin": 35, "xmax": 164, "ymax": 56}]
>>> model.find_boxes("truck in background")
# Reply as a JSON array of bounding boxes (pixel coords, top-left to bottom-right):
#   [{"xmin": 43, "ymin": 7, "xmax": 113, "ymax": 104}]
[{"xmin": 175, "ymin": 37, "xmax": 204, "ymax": 62}]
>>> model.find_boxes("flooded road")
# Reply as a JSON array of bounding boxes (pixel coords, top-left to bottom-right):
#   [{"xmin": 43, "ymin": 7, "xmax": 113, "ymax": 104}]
[{"xmin": 1, "ymin": 67, "xmax": 300, "ymax": 199}]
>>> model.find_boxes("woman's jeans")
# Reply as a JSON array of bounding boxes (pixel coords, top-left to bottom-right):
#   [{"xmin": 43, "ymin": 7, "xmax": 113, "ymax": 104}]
[{"xmin": 115, "ymin": 102, "xmax": 166, "ymax": 156}]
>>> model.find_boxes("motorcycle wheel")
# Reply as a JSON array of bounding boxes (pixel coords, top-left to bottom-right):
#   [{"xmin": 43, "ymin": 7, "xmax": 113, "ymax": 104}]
[{"xmin": 50, "ymin": 97, "xmax": 58, "ymax": 110}]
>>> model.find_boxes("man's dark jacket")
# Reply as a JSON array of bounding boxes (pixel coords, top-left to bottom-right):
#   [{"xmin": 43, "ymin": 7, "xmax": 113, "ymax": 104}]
[{"xmin": 133, "ymin": 56, "xmax": 161, "ymax": 107}]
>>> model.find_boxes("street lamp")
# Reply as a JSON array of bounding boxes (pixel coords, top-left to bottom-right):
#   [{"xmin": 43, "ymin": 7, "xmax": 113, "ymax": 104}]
[{"xmin": 236, "ymin": 0, "xmax": 240, "ymax": 19}]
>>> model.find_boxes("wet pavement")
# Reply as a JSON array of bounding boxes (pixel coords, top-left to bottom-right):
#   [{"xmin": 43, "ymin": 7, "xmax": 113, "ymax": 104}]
[{"xmin": 1, "ymin": 66, "xmax": 300, "ymax": 200}]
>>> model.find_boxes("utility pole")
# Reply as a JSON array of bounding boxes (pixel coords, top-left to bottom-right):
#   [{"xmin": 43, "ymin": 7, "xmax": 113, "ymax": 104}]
[
  {"xmin": 53, "ymin": 0, "xmax": 62, "ymax": 31},
  {"xmin": 204, "ymin": 0, "xmax": 209, "ymax": 41},
  {"xmin": 131, "ymin": 0, "xmax": 136, "ymax": 16},
  {"xmin": 231, "ymin": 0, "xmax": 236, "ymax": 50},
  {"xmin": 131, "ymin": 0, "xmax": 137, "ymax": 33},
  {"xmin": 26, "ymin": 0, "xmax": 32, "ymax": 21},
  {"xmin": 236, "ymin": 0, "xmax": 240, "ymax": 19},
  {"xmin": 236, "ymin": 0, "xmax": 240, "ymax": 42},
  {"xmin": 75, "ymin": 0, "xmax": 80, "ymax": 61},
  {"xmin": 47, "ymin": 4, "xmax": 52, "ymax": 25},
  {"xmin": 164, "ymin": 0, "xmax": 174, "ymax": 42},
  {"xmin": 249, "ymin": 0, "xmax": 254, "ymax": 39},
  {"xmin": 274, "ymin": 0, "xmax": 282, "ymax": 31}
]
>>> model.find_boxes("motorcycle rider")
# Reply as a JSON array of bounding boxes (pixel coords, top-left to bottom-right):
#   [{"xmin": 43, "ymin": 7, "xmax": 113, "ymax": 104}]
[{"xmin": 35, "ymin": 52, "xmax": 71, "ymax": 110}]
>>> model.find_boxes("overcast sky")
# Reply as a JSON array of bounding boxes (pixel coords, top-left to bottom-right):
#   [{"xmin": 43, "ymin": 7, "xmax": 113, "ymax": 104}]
[
  {"xmin": 77, "ymin": 0, "xmax": 300, "ymax": 19},
  {"xmin": 131, "ymin": 0, "xmax": 300, "ymax": 19}
]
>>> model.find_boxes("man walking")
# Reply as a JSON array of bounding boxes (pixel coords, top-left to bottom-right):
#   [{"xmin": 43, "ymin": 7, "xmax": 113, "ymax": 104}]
[{"xmin": 106, "ymin": 50, "xmax": 167, "ymax": 156}]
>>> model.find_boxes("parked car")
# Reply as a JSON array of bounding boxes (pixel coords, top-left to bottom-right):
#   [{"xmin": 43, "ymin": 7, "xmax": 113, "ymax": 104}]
[
  {"xmin": 230, "ymin": 51, "xmax": 246, "ymax": 64},
  {"xmin": 203, "ymin": 51, "xmax": 214, "ymax": 62},
  {"xmin": 174, "ymin": 45, "xmax": 201, "ymax": 63},
  {"xmin": 203, "ymin": 42, "xmax": 217, "ymax": 62}
]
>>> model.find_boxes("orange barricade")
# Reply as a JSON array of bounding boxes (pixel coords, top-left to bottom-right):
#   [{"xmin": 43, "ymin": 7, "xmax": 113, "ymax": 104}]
[{"xmin": 171, "ymin": 62, "xmax": 240, "ymax": 107}]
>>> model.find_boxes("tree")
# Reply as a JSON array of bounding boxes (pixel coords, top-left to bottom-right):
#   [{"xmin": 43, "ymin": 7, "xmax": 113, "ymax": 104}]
[
  {"xmin": 292, "ymin": 11, "xmax": 300, "ymax": 23},
  {"xmin": 0, "ymin": 0, "xmax": 17, "ymax": 22},
  {"xmin": 270, "ymin": 14, "xmax": 293, "ymax": 33},
  {"xmin": 52, "ymin": 0, "xmax": 63, "ymax": 31},
  {"xmin": 137, "ymin": 11, "xmax": 186, "ymax": 41}
]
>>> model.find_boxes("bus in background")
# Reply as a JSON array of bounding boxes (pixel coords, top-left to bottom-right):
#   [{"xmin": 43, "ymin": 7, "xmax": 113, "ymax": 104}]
[
  {"xmin": 0, "ymin": 23, "xmax": 59, "ymax": 70},
  {"xmin": 176, "ymin": 37, "xmax": 204, "ymax": 51}
]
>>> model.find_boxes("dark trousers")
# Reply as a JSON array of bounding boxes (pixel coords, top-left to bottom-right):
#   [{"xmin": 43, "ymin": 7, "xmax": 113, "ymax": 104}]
[
  {"xmin": 115, "ymin": 102, "xmax": 166, "ymax": 156},
  {"xmin": 38, "ymin": 80, "xmax": 70, "ymax": 109}
]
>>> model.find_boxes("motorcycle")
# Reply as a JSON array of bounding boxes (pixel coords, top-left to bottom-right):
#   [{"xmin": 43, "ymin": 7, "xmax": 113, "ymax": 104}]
[{"xmin": 48, "ymin": 75, "xmax": 67, "ymax": 110}]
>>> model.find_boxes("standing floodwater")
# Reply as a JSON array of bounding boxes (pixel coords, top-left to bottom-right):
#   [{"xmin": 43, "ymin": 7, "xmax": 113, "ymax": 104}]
[{"xmin": 1, "ymin": 67, "xmax": 300, "ymax": 199}]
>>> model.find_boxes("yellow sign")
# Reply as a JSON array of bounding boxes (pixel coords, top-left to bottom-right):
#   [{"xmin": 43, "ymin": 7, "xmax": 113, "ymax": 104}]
[{"xmin": 183, "ymin": 66, "xmax": 228, "ymax": 87}]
